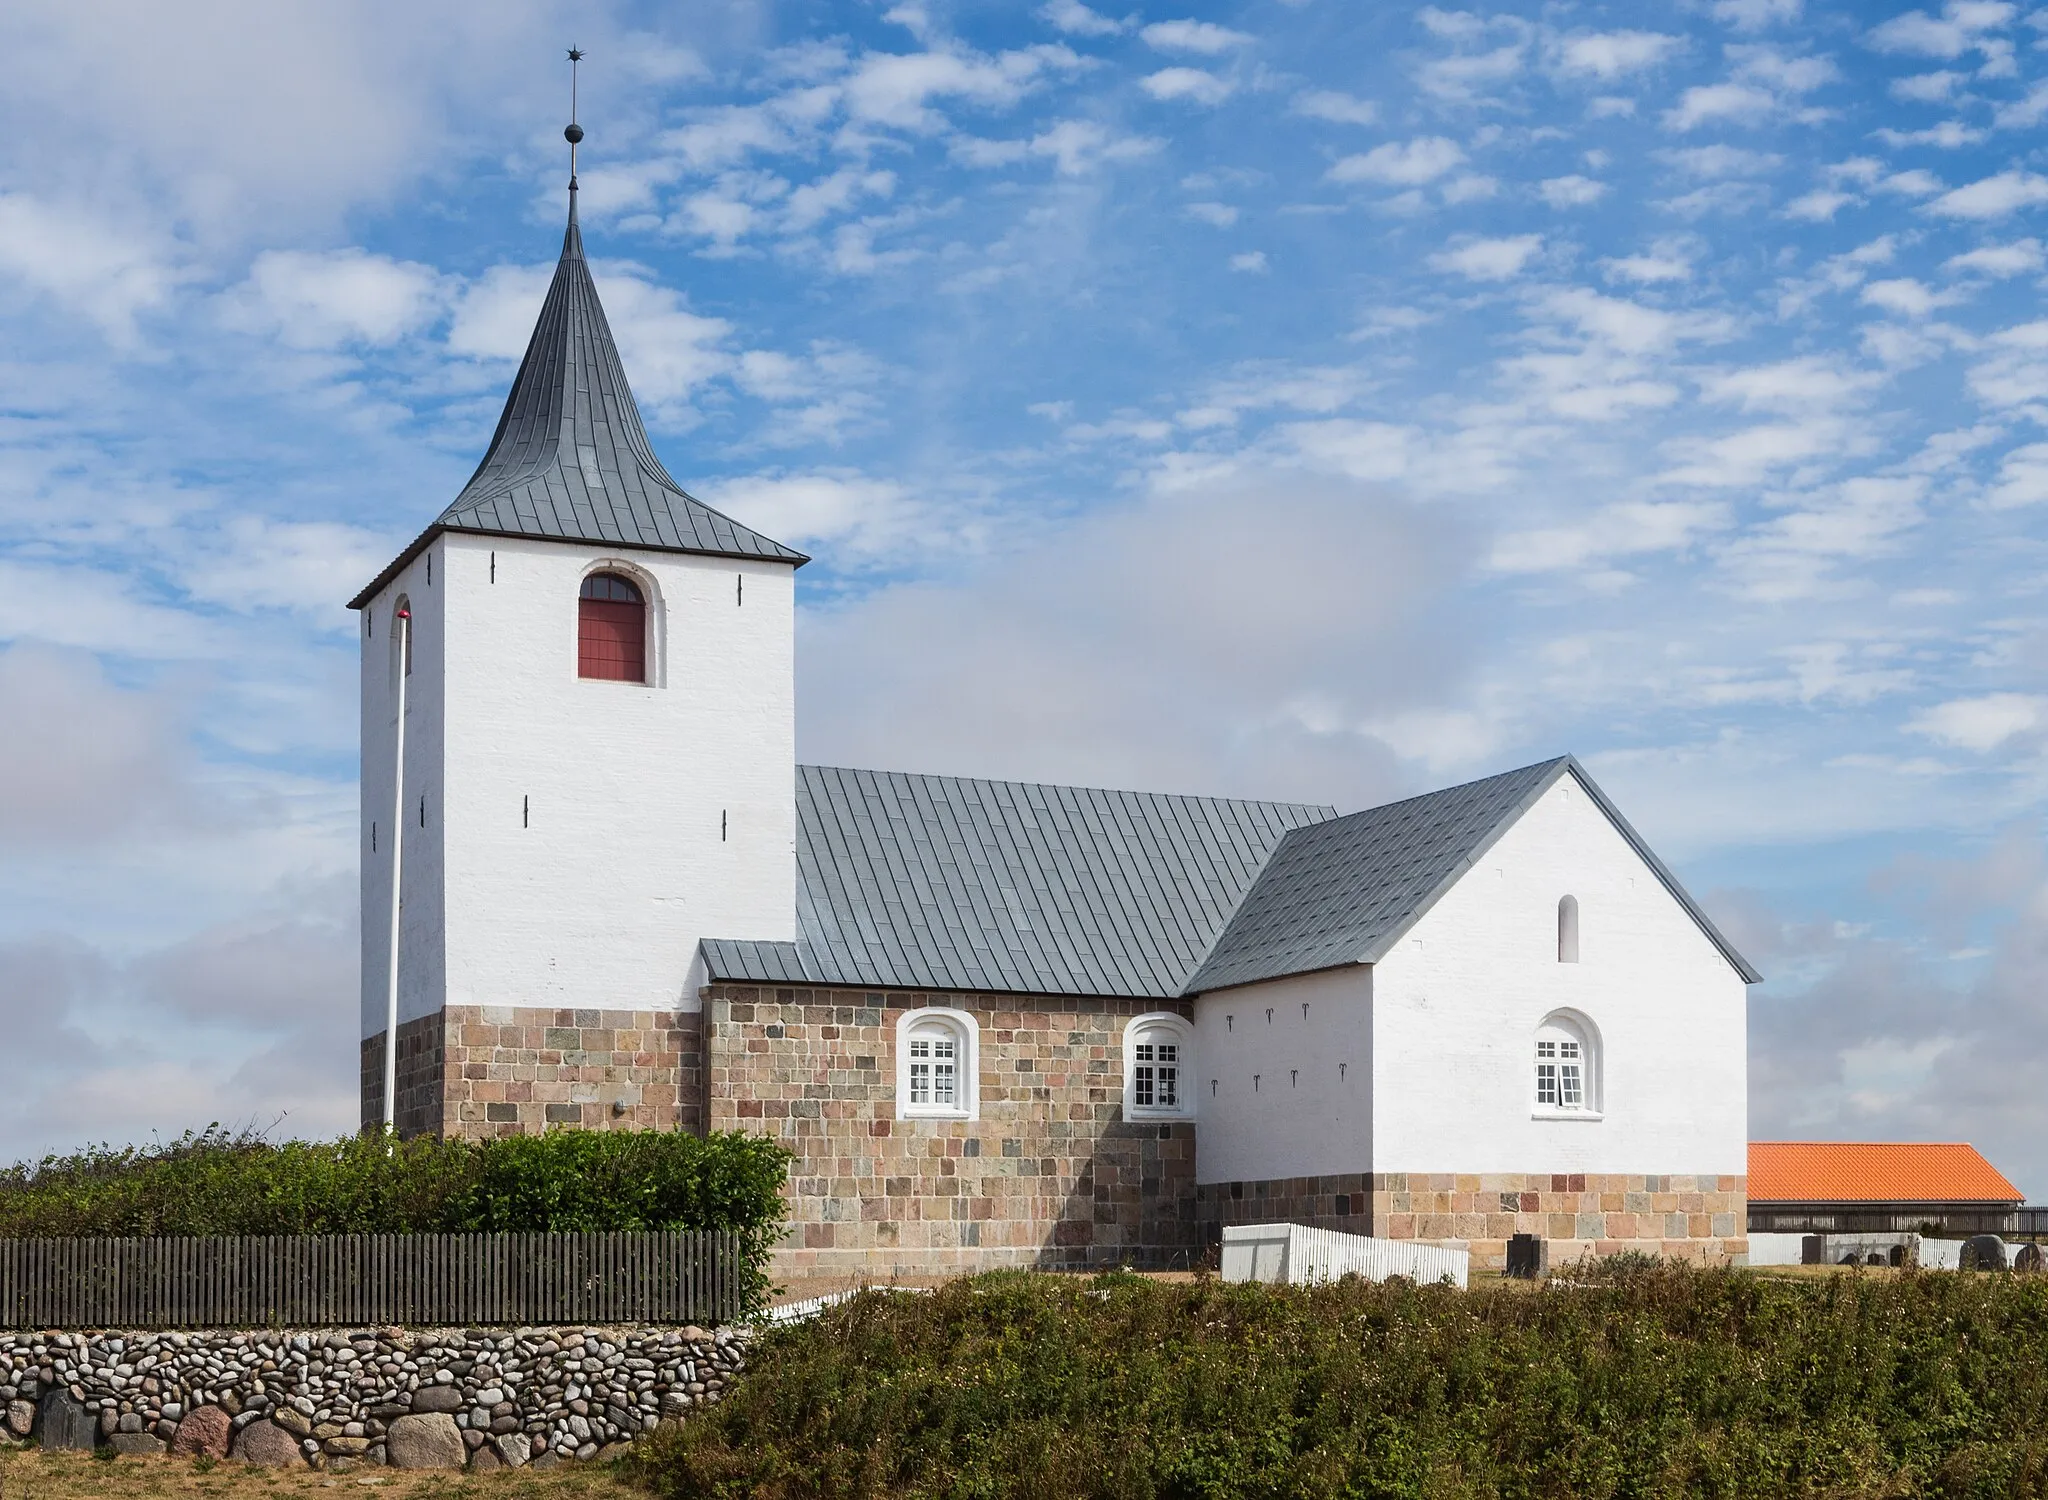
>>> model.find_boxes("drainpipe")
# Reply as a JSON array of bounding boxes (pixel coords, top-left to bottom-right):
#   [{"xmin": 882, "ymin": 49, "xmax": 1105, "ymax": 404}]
[{"xmin": 383, "ymin": 605, "xmax": 411, "ymax": 1134}]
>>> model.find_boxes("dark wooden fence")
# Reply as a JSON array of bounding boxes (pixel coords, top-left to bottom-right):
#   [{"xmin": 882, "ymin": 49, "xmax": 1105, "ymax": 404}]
[{"xmin": 0, "ymin": 1232, "xmax": 744, "ymax": 1330}]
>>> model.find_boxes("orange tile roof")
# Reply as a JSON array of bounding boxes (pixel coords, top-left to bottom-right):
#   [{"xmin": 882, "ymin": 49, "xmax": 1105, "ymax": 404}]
[{"xmin": 1749, "ymin": 1142, "xmax": 2023, "ymax": 1205}]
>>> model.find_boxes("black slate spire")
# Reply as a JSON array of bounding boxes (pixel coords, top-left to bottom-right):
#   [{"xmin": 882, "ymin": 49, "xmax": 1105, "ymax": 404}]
[{"xmin": 351, "ymin": 103, "xmax": 804, "ymax": 610}]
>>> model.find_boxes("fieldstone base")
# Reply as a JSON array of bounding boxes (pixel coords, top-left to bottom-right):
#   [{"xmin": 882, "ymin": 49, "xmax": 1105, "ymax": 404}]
[
  {"xmin": 361, "ymin": 1006, "xmax": 705, "ymax": 1139},
  {"xmin": 1196, "ymin": 1171, "xmax": 1747, "ymax": 1271}
]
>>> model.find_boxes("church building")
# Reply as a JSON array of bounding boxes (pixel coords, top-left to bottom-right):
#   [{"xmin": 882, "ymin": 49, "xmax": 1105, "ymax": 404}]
[{"xmin": 350, "ymin": 161, "xmax": 1757, "ymax": 1278}]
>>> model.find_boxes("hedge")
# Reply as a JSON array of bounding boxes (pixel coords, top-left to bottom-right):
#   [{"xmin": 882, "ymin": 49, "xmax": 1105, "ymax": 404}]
[
  {"xmin": 631, "ymin": 1258, "xmax": 2048, "ymax": 1499},
  {"xmin": 0, "ymin": 1127, "xmax": 792, "ymax": 1310}
]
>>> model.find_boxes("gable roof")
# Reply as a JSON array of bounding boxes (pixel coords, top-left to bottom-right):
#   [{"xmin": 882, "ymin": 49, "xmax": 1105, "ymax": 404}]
[
  {"xmin": 700, "ymin": 765, "xmax": 1333, "ymax": 998},
  {"xmin": 1750, "ymin": 1142, "xmax": 2023, "ymax": 1205},
  {"xmin": 350, "ymin": 191, "xmax": 803, "ymax": 610},
  {"xmin": 701, "ymin": 755, "xmax": 1759, "ymax": 999},
  {"xmin": 1185, "ymin": 754, "xmax": 1761, "ymax": 992}
]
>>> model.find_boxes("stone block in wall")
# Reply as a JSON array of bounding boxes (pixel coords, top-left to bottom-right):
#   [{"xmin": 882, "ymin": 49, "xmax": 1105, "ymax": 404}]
[{"xmin": 37, "ymin": 1390, "xmax": 97, "ymax": 1451}]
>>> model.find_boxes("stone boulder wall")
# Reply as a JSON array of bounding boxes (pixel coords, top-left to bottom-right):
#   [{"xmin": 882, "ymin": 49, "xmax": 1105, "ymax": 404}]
[{"xmin": 0, "ymin": 1324, "xmax": 746, "ymax": 1469}]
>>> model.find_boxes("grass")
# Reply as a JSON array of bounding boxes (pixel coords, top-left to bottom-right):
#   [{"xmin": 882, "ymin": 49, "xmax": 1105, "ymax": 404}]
[
  {"xmin": 0, "ymin": 1448, "xmax": 645, "ymax": 1499},
  {"xmin": 630, "ymin": 1259, "xmax": 2048, "ymax": 1500}
]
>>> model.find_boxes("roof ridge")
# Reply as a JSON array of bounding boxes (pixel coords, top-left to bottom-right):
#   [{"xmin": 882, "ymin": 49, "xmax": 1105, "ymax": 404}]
[{"xmin": 795, "ymin": 761, "xmax": 1337, "ymax": 815}]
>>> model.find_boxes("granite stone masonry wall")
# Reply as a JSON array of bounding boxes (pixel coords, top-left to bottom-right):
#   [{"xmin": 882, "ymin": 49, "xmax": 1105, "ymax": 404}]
[
  {"xmin": 361, "ymin": 1007, "xmax": 705, "ymax": 1140},
  {"xmin": 0, "ymin": 1325, "xmax": 744, "ymax": 1470},
  {"xmin": 704, "ymin": 984, "xmax": 1200, "ymax": 1280},
  {"xmin": 1199, "ymin": 1171, "xmax": 1747, "ymax": 1270}
]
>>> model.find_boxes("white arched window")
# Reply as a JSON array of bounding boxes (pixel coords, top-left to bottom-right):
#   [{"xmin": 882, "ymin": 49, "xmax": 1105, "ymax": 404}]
[
  {"xmin": 1124, "ymin": 1013, "xmax": 1194, "ymax": 1119},
  {"xmin": 1533, "ymin": 1012, "xmax": 1600, "ymax": 1116},
  {"xmin": 1558, "ymin": 894, "xmax": 1580, "ymax": 963},
  {"xmin": 895, "ymin": 1007, "xmax": 978, "ymax": 1121}
]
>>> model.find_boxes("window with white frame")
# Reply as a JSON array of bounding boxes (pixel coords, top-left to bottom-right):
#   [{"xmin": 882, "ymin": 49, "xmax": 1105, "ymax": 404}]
[
  {"xmin": 895, "ymin": 1008, "xmax": 977, "ymax": 1120},
  {"xmin": 1124, "ymin": 1013, "xmax": 1193, "ymax": 1119},
  {"xmin": 1533, "ymin": 1013, "xmax": 1598, "ymax": 1115}
]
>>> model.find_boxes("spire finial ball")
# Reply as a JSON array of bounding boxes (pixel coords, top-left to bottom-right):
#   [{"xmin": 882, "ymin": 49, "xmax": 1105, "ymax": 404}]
[{"xmin": 565, "ymin": 123, "xmax": 585, "ymax": 145}]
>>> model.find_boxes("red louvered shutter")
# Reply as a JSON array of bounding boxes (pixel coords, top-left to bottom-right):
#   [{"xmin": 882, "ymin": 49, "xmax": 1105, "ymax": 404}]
[{"xmin": 578, "ymin": 576, "xmax": 646, "ymax": 681}]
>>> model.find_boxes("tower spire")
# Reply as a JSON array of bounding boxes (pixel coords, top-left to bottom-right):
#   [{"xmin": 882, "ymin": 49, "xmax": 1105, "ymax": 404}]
[{"xmin": 565, "ymin": 47, "xmax": 585, "ymax": 201}]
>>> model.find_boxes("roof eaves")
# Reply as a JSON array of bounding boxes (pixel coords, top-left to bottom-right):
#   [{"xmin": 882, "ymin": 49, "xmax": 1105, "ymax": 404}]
[
  {"xmin": 1563, "ymin": 757, "xmax": 1764, "ymax": 984},
  {"xmin": 348, "ymin": 519, "xmax": 810, "ymax": 611}
]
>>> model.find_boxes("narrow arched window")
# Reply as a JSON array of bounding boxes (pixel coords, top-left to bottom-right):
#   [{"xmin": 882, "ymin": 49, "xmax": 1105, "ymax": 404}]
[
  {"xmin": 1558, "ymin": 894, "xmax": 1580, "ymax": 963},
  {"xmin": 391, "ymin": 596, "xmax": 412, "ymax": 686},
  {"xmin": 578, "ymin": 572, "xmax": 646, "ymax": 682}
]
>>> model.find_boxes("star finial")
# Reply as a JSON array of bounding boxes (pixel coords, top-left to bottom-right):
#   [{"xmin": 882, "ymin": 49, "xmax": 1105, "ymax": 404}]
[{"xmin": 563, "ymin": 47, "xmax": 586, "ymax": 191}]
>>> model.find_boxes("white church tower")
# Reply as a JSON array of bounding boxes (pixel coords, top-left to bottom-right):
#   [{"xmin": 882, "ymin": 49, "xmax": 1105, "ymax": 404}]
[{"xmin": 348, "ymin": 109, "xmax": 805, "ymax": 1137}]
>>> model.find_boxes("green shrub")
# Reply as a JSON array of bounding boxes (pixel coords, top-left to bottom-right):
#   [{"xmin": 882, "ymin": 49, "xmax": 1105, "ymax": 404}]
[
  {"xmin": 0, "ymin": 1126, "xmax": 790, "ymax": 1308},
  {"xmin": 631, "ymin": 1260, "xmax": 2048, "ymax": 1500}
]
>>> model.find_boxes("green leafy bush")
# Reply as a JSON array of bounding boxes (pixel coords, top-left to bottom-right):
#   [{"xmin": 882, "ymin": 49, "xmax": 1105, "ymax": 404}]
[
  {"xmin": 0, "ymin": 1126, "xmax": 789, "ymax": 1289},
  {"xmin": 632, "ymin": 1260, "xmax": 2048, "ymax": 1499}
]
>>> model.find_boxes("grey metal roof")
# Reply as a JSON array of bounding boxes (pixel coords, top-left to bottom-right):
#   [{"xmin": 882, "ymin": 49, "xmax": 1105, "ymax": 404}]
[
  {"xmin": 1186, "ymin": 755, "xmax": 1761, "ymax": 992},
  {"xmin": 350, "ymin": 190, "xmax": 803, "ymax": 610},
  {"xmin": 701, "ymin": 765, "xmax": 1334, "ymax": 998}
]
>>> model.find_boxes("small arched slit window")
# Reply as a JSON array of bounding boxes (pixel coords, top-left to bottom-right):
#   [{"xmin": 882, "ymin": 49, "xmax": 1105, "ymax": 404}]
[
  {"xmin": 391, "ymin": 596, "xmax": 413, "ymax": 686},
  {"xmin": 1124, "ymin": 1013, "xmax": 1194, "ymax": 1119},
  {"xmin": 1534, "ymin": 1013, "xmax": 1598, "ymax": 1114},
  {"xmin": 578, "ymin": 572, "xmax": 646, "ymax": 682},
  {"xmin": 896, "ymin": 1008, "xmax": 978, "ymax": 1120},
  {"xmin": 1558, "ymin": 894, "xmax": 1580, "ymax": 963}
]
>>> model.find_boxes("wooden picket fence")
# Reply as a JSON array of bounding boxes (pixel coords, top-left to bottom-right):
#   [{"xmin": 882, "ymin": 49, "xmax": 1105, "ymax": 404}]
[{"xmin": 0, "ymin": 1232, "xmax": 744, "ymax": 1330}]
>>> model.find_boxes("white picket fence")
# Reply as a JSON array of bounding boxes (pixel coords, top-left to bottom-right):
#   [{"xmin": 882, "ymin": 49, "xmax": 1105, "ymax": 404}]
[{"xmin": 1220, "ymin": 1223, "xmax": 1470, "ymax": 1289}]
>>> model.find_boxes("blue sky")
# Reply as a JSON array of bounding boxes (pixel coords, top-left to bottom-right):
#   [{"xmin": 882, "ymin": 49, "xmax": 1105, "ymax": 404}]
[{"xmin": 5, "ymin": 0, "xmax": 2048, "ymax": 1192}]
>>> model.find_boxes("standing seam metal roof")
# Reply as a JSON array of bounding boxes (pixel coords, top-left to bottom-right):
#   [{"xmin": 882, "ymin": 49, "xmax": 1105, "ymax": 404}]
[
  {"xmin": 702, "ymin": 765, "xmax": 1334, "ymax": 998},
  {"xmin": 701, "ymin": 756, "xmax": 1761, "ymax": 998},
  {"xmin": 350, "ymin": 190, "xmax": 803, "ymax": 610},
  {"xmin": 1187, "ymin": 755, "xmax": 1761, "ymax": 992}
]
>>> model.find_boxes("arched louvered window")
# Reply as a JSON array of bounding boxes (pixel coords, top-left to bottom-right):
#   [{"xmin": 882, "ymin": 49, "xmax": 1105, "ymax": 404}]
[{"xmin": 578, "ymin": 572, "xmax": 646, "ymax": 682}]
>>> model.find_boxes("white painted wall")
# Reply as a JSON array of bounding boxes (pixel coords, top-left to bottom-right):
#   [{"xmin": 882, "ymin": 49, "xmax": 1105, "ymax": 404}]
[
  {"xmin": 359, "ymin": 543, "xmax": 448, "ymax": 1038},
  {"xmin": 1190, "ymin": 770, "xmax": 1748, "ymax": 1185},
  {"xmin": 1369, "ymin": 772, "xmax": 1747, "ymax": 1176},
  {"xmin": 358, "ymin": 533, "xmax": 797, "ymax": 1036},
  {"xmin": 1193, "ymin": 965, "xmax": 1373, "ymax": 1185}
]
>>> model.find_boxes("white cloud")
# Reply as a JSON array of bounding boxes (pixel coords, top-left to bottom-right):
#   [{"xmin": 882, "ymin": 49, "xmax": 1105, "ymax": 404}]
[
  {"xmin": 220, "ymin": 248, "xmax": 443, "ymax": 350},
  {"xmin": 1926, "ymin": 170, "xmax": 2048, "ymax": 218},
  {"xmin": 1879, "ymin": 169, "xmax": 1945, "ymax": 196},
  {"xmin": 843, "ymin": 43, "xmax": 1084, "ymax": 131},
  {"xmin": 1785, "ymin": 189, "xmax": 1857, "ymax": 221},
  {"xmin": 1140, "ymin": 19, "xmax": 1253, "ymax": 54},
  {"xmin": 1661, "ymin": 144, "xmax": 1784, "ymax": 177},
  {"xmin": 1602, "ymin": 250, "xmax": 1692, "ymax": 282},
  {"xmin": 1697, "ymin": 356, "xmax": 1880, "ymax": 411},
  {"xmin": 1328, "ymin": 137, "xmax": 1466, "ymax": 186},
  {"xmin": 1714, "ymin": 0, "xmax": 1802, "ymax": 27},
  {"xmin": 1185, "ymin": 201, "xmax": 1239, "ymax": 227},
  {"xmin": 1860, "ymin": 277, "xmax": 1954, "ymax": 316},
  {"xmin": 960, "ymin": 119, "xmax": 1162, "ymax": 174},
  {"xmin": 1418, "ymin": 43, "xmax": 1527, "ymax": 102},
  {"xmin": 1292, "ymin": 89, "xmax": 1378, "ymax": 124},
  {"xmin": 1868, "ymin": 2, "xmax": 2016, "ymax": 59},
  {"xmin": 0, "ymin": 193, "xmax": 185, "ymax": 341},
  {"xmin": 1431, "ymin": 233, "xmax": 1544, "ymax": 280},
  {"xmin": 1943, "ymin": 239, "xmax": 2044, "ymax": 275},
  {"xmin": 702, "ymin": 470, "xmax": 936, "ymax": 564},
  {"xmin": 1986, "ymin": 442, "xmax": 2048, "ymax": 506},
  {"xmin": 1141, "ymin": 67, "xmax": 1235, "ymax": 104},
  {"xmin": 1555, "ymin": 31, "xmax": 1683, "ymax": 79},
  {"xmin": 1907, "ymin": 692, "xmax": 2044, "ymax": 751},
  {"xmin": 1662, "ymin": 81, "xmax": 1780, "ymax": 130},
  {"xmin": 180, "ymin": 517, "xmax": 394, "ymax": 617},
  {"xmin": 1038, "ymin": 0, "xmax": 1125, "ymax": 36},
  {"xmin": 1892, "ymin": 69, "xmax": 1967, "ymax": 100},
  {"xmin": 1540, "ymin": 175, "xmax": 1608, "ymax": 207},
  {"xmin": 1229, "ymin": 251, "xmax": 1270, "ymax": 273}
]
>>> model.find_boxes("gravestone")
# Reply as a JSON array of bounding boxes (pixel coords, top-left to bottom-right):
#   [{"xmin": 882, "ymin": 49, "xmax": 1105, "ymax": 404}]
[
  {"xmin": 37, "ymin": 1390, "xmax": 98, "ymax": 1451},
  {"xmin": 1505, "ymin": 1233, "xmax": 1545, "ymax": 1279}
]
